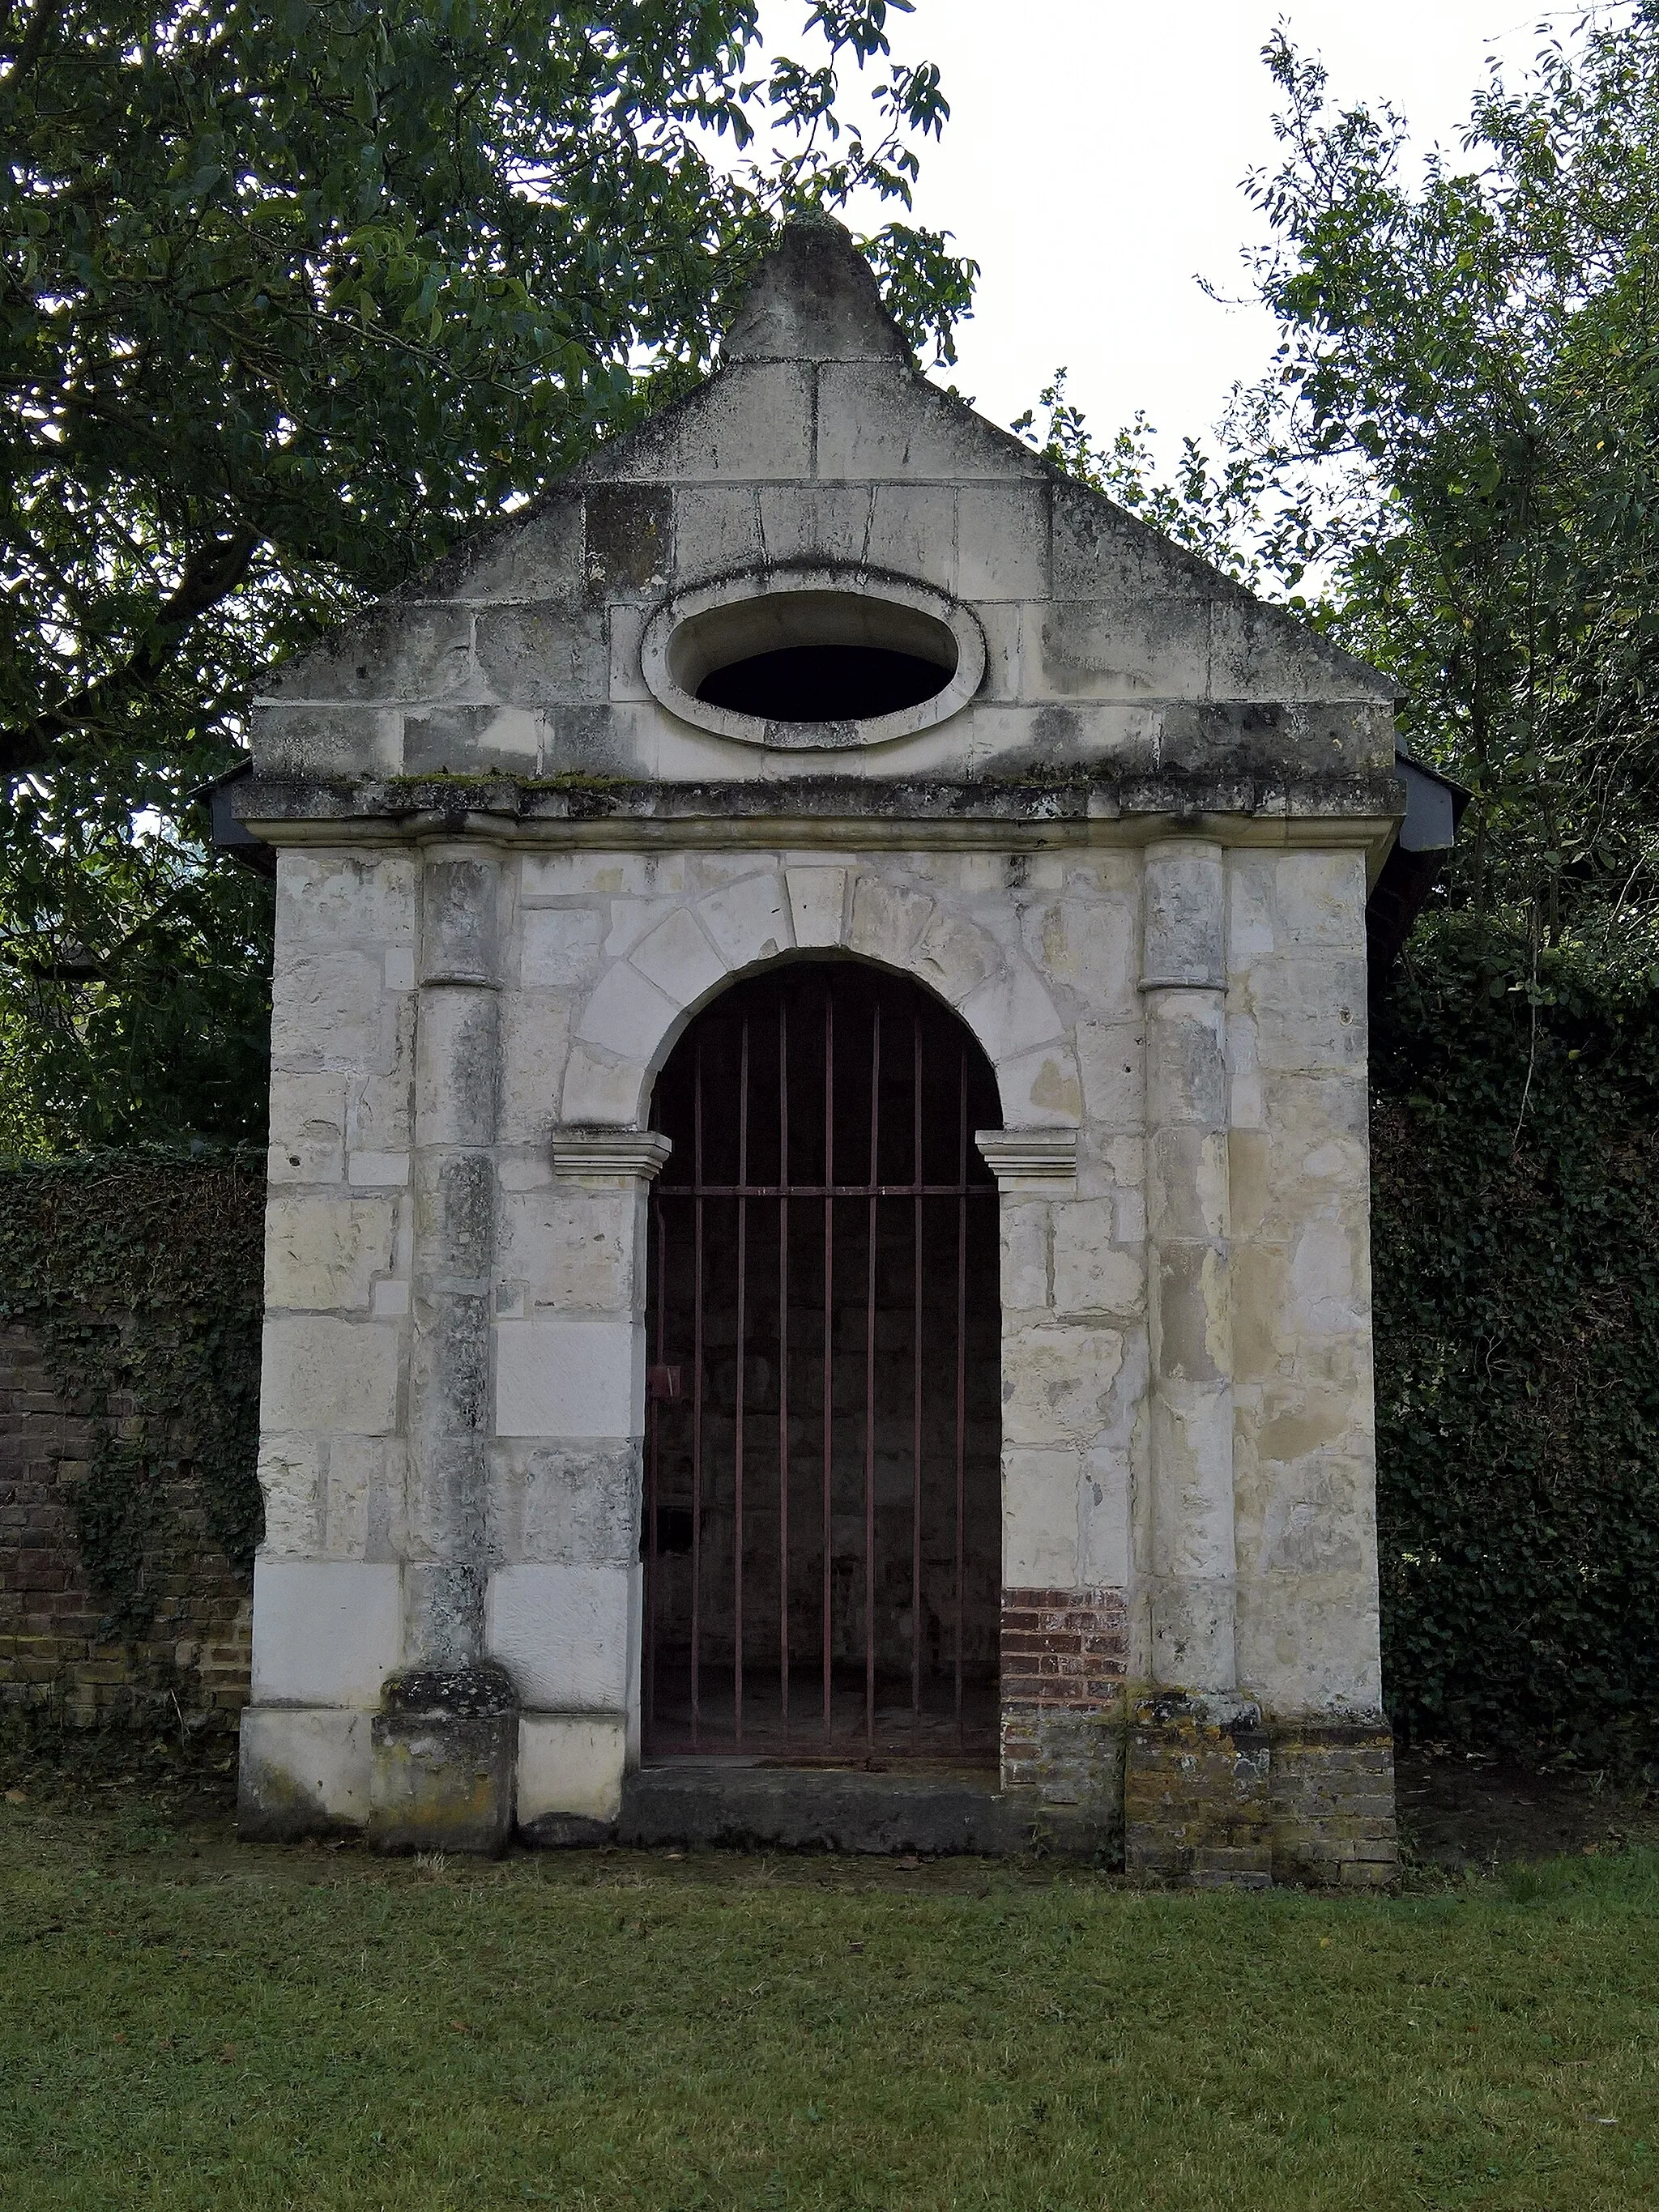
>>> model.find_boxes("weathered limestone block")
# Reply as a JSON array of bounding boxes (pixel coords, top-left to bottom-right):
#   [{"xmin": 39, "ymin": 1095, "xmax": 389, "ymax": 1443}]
[
  {"xmin": 270, "ymin": 948, "xmax": 399, "ymax": 1076},
  {"xmin": 1001, "ymin": 1323, "xmax": 1125, "ymax": 1450},
  {"xmin": 996, "ymin": 1040, "xmax": 1085, "ymax": 1127},
  {"xmin": 499, "ymin": 1188, "xmax": 635, "ymax": 1313},
  {"xmin": 998, "ymin": 1200, "xmax": 1050, "ymax": 1318},
  {"xmin": 322, "ymin": 1436, "xmax": 406, "ymax": 1562},
  {"xmin": 1001, "ymin": 1449, "xmax": 1084, "ymax": 1587},
  {"xmin": 520, "ymin": 906, "xmax": 606, "ymax": 989},
  {"xmin": 1051, "ymin": 1200, "xmax": 1143, "ymax": 1319},
  {"xmin": 784, "ymin": 866, "xmax": 849, "ymax": 947},
  {"xmin": 497, "ymin": 991, "xmax": 573, "ymax": 1147},
  {"xmin": 238, "ymin": 1707, "xmax": 373, "ymax": 1840},
  {"xmin": 267, "ymin": 1072, "xmax": 348, "ymax": 1184},
  {"xmin": 260, "ymin": 1317, "xmax": 401, "ymax": 1435},
  {"xmin": 696, "ymin": 871, "xmax": 795, "ymax": 969},
  {"xmin": 517, "ymin": 1716, "xmax": 629, "ymax": 1843},
  {"xmin": 495, "ymin": 1317, "xmax": 638, "ymax": 1440},
  {"xmin": 956, "ymin": 481, "xmax": 1049, "ymax": 600},
  {"xmin": 249, "ymin": 1559, "xmax": 402, "ymax": 1704},
  {"xmin": 263, "ymin": 1194, "xmax": 399, "ymax": 1312},
  {"xmin": 628, "ymin": 905, "xmax": 727, "ymax": 1006},
  {"xmin": 485, "ymin": 1562, "xmax": 638, "ymax": 1710},
  {"xmin": 491, "ymin": 1441, "xmax": 642, "ymax": 1566},
  {"xmin": 256, "ymin": 1435, "xmax": 323, "ymax": 1558}
]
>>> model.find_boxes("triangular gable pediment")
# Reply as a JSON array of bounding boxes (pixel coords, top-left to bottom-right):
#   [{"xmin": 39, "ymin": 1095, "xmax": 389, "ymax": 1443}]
[{"xmin": 252, "ymin": 219, "xmax": 1395, "ymax": 799}]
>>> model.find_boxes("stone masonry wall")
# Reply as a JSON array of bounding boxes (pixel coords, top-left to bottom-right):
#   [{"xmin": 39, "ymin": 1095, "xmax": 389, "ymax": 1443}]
[{"xmin": 0, "ymin": 1320, "xmax": 251, "ymax": 1731}]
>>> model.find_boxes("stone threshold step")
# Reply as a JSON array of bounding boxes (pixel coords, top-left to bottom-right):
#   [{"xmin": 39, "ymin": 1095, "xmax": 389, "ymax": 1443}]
[{"xmin": 619, "ymin": 1761, "xmax": 1076, "ymax": 1856}]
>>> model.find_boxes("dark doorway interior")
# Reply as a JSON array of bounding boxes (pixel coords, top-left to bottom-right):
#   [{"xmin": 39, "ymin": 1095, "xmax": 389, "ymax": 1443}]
[{"xmin": 643, "ymin": 961, "xmax": 1003, "ymax": 1765}]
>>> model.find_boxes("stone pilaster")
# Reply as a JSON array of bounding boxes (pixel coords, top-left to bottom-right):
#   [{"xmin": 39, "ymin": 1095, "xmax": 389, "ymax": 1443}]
[
  {"xmin": 1141, "ymin": 838, "xmax": 1236, "ymax": 1688},
  {"xmin": 403, "ymin": 845, "xmax": 502, "ymax": 1669},
  {"xmin": 370, "ymin": 843, "xmax": 514, "ymax": 1852},
  {"xmin": 1128, "ymin": 840, "xmax": 1269, "ymax": 1883}
]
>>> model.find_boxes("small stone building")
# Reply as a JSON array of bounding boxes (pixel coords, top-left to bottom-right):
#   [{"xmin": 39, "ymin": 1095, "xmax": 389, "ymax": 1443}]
[{"xmin": 237, "ymin": 220, "xmax": 1412, "ymax": 1882}]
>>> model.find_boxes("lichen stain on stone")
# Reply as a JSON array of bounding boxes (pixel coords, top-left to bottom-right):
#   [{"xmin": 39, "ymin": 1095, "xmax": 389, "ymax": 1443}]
[
  {"xmin": 1254, "ymin": 1393, "xmax": 1350, "ymax": 1466},
  {"xmin": 1029, "ymin": 1054, "xmax": 1081, "ymax": 1117},
  {"xmin": 1265, "ymin": 1478, "xmax": 1363, "ymax": 1575}
]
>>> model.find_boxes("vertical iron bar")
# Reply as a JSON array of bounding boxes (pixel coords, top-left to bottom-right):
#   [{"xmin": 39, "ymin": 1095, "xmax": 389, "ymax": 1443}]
[
  {"xmin": 778, "ymin": 989, "xmax": 791, "ymax": 1748},
  {"xmin": 912, "ymin": 1005, "xmax": 923, "ymax": 1745},
  {"xmin": 692, "ymin": 1038, "xmax": 705, "ymax": 1751},
  {"xmin": 822, "ymin": 987, "xmax": 834, "ymax": 1743},
  {"xmin": 734, "ymin": 1015, "xmax": 748, "ymax": 1747},
  {"xmin": 955, "ymin": 1045, "xmax": 968, "ymax": 1750},
  {"xmin": 865, "ymin": 997, "xmax": 880, "ymax": 1753},
  {"xmin": 646, "ymin": 1196, "xmax": 665, "ymax": 1740}
]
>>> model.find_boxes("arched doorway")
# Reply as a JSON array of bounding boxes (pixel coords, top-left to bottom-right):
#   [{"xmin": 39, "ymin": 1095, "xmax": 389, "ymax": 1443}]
[{"xmin": 642, "ymin": 961, "xmax": 1003, "ymax": 1763}]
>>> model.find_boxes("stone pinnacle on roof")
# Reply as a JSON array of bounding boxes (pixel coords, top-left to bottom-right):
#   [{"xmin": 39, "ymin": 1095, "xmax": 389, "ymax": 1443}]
[{"xmin": 720, "ymin": 214, "xmax": 912, "ymax": 366}]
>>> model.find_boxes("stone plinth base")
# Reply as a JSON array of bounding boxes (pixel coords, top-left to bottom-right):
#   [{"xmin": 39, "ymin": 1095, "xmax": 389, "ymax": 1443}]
[
  {"xmin": 1124, "ymin": 1692, "xmax": 1273, "ymax": 1887},
  {"xmin": 238, "ymin": 1705, "xmax": 372, "ymax": 1841},
  {"xmin": 365, "ymin": 1664, "xmax": 518, "ymax": 1855},
  {"xmin": 1123, "ymin": 1698, "xmax": 1399, "ymax": 1888},
  {"xmin": 1269, "ymin": 1721, "xmax": 1398, "ymax": 1888}
]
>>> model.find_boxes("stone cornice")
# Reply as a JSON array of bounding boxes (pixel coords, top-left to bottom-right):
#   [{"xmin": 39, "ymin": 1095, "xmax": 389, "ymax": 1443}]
[
  {"xmin": 550, "ymin": 1128, "xmax": 673, "ymax": 1183},
  {"xmin": 975, "ymin": 1129, "xmax": 1079, "ymax": 1190},
  {"xmin": 237, "ymin": 774, "xmax": 1404, "ymax": 872}
]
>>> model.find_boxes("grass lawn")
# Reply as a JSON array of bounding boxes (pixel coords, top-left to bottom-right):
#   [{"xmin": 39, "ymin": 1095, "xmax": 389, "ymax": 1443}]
[{"xmin": 2, "ymin": 1794, "xmax": 1657, "ymax": 2211}]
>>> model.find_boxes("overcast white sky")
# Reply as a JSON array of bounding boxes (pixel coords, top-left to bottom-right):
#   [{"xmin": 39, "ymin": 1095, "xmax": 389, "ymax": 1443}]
[{"xmin": 766, "ymin": 1, "xmax": 1619, "ymax": 454}]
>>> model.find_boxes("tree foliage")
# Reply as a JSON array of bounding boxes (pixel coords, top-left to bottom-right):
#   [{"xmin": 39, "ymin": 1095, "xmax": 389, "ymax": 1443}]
[
  {"xmin": 0, "ymin": 0, "xmax": 972, "ymax": 1149},
  {"xmin": 1024, "ymin": 6, "xmax": 1659, "ymax": 957}
]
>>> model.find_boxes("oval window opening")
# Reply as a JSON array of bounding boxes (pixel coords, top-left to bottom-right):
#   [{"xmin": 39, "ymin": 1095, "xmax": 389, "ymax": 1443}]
[{"xmin": 667, "ymin": 588, "xmax": 958, "ymax": 728}]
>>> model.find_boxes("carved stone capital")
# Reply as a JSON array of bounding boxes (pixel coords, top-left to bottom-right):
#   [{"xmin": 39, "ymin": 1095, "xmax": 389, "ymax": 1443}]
[
  {"xmin": 549, "ymin": 1127, "xmax": 673, "ymax": 1183},
  {"xmin": 975, "ymin": 1128, "xmax": 1078, "ymax": 1190}
]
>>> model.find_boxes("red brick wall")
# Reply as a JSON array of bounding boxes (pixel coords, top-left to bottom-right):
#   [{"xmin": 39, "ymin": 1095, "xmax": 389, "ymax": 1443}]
[
  {"xmin": 1000, "ymin": 1587, "xmax": 1128, "ymax": 1805},
  {"xmin": 0, "ymin": 1321, "xmax": 250, "ymax": 1730}
]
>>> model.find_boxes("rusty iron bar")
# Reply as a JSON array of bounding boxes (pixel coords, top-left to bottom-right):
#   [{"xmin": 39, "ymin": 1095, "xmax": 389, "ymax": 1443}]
[
  {"xmin": 778, "ymin": 991, "xmax": 790, "ymax": 1740},
  {"xmin": 733, "ymin": 1012, "xmax": 749, "ymax": 1746},
  {"xmin": 691, "ymin": 1034, "xmax": 705, "ymax": 1751},
  {"xmin": 954, "ymin": 1043, "xmax": 969, "ymax": 1750},
  {"xmin": 864, "ymin": 997, "xmax": 880, "ymax": 1750},
  {"xmin": 646, "ymin": 1198, "xmax": 664, "ymax": 1737},
  {"xmin": 822, "ymin": 984, "xmax": 834, "ymax": 1744},
  {"xmin": 912, "ymin": 1004, "xmax": 923, "ymax": 1750}
]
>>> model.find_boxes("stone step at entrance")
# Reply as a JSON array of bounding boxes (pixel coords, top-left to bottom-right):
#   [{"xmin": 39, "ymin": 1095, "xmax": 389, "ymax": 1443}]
[{"xmin": 619, "ymin": 1760, "xmax": 1074, "ymax": 1856}]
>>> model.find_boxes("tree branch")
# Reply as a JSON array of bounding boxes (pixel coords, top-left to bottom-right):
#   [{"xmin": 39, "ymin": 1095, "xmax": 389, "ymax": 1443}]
[
  {"xmin": 1, "ymin": 0, "xmax": 60, "ymax": 85},
  {"xmin": 0, "ymin": 525, "xmax": 261, "ymax": 782}
]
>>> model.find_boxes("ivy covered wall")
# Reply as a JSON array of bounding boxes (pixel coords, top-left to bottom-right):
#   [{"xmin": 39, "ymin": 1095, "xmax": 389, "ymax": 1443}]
[
  {"xmin": 0, "ymin": 1153, "xmax": 264, "ymax": 1733},
  {"xmin": 1372, "ymin": 924, "xmax": 1659, "ymax": 1771}
]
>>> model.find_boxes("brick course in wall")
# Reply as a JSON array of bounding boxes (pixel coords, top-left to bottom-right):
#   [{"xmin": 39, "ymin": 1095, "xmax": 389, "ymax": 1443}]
[
  {"xmin": 0, "ymin": 1321, "xmax": 251, "ymax": 1730},
  {"xmin": 1000, "ymin": 1587, "xmax": 1128, "ymax": 1818}
]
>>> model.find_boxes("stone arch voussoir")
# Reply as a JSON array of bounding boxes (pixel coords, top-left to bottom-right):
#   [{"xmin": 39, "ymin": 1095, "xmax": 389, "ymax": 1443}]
[{"xmin": 557, "ymin": 860, "xmax": 1082, "ymax": 1134}]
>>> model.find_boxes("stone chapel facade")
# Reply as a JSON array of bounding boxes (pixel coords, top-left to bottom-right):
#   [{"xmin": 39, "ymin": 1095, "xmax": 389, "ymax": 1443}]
[{"xmin": 237, "ymin": 221, "xmax": 1401, "ymax": 1884}]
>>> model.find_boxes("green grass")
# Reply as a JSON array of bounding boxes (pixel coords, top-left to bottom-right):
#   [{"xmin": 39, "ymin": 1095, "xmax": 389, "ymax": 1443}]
[{"xmin": 2, "ymin": 1805, "xmax": 1657, "ymax": 2210}]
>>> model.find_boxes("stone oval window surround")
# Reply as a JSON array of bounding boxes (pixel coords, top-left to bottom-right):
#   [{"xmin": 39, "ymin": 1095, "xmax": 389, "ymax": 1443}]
[{"xmin": 641, "ymin": 569, "xmax": 987, "ymax": 748}]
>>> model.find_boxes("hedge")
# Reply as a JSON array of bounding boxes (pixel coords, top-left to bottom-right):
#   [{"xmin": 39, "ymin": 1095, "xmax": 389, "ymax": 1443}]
[{"xmin": 1371, "ymin": 922, "xmax": 1659, "ymax": 1768}]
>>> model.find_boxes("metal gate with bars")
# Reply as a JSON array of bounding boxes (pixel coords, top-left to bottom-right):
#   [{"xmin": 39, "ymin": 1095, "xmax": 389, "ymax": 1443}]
[{"xmin": 642, "ymin": 961, "xmax": 1003, "ymax": 1763}]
